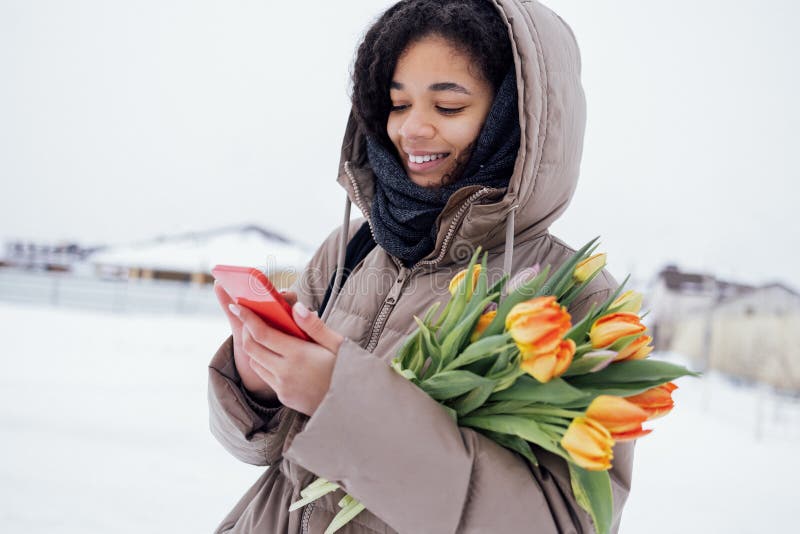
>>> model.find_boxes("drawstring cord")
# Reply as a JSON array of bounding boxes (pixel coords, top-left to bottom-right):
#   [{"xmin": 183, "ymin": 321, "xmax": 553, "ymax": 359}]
[
  {"xmin": 501, "ymin": 204, "xmax": 518, "ymax": 296},
  {"xmin": 320, "ymin": 195, "xmax": 351, "ymax": 323}
]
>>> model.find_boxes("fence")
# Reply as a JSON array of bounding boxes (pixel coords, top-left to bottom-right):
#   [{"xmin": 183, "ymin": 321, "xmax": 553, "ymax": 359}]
[{"xmin": 0, "ymin": 268, "xmax": 219, "ymax": 315}]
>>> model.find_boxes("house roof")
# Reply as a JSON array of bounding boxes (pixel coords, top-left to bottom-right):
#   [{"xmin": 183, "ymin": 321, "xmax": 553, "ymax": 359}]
[{"xmin": 89, "ymin": 224, "xmax": 312, "ymax": 273}]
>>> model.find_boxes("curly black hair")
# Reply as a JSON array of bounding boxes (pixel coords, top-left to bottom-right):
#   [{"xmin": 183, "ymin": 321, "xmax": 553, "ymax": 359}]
[{"xmin": 351, "ymin": 0, "xmax": 514, "ymax": 149}]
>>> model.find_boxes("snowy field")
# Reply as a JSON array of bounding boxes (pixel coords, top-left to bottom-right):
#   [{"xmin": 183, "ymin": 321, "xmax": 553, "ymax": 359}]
[{"xmin": 1, "ymin": 302, "xmax": 797, "ymax": 533}]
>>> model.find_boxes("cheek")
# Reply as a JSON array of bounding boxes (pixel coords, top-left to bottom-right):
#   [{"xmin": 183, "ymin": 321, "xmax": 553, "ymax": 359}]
[
  {"xmin": 386, "ymin": 116, "xmax": 401, "ymax": 144},
  {"xmin": 442, "ymin": 117, "xmax": 484, "ymax": 153}
]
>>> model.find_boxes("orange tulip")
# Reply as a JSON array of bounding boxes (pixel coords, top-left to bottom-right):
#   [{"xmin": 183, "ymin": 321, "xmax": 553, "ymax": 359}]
[
  {"xmin": 585, "ymin": 395, "xmax": 651, "ymax": 441},
  {"xmin": 625, "ymin": 382, "xmax": 678, "ymax": 420},
  {"xmin": 560, "ymin": 417, "xmax": 614, "ymax": 471},
  {"xmin": 614, "ymin": 335, "xmax": 653, "ymax": 361},
  {"xmin": 506, "ymin": 296, "xmax": 572, "ymax": 356},
  {"xmin": 470, "ymin": 310, "xmax": 497, "ymax": 342},
  {"xmin": 449, "ymin": 264, "xmax": 482, "ymax": 297},
  {"xmin": 589, "ymin": 312, "xmax": 647, "ymax": 349},
  {"xmin": 520, "ymin": 338, "xmax": 576, "ymax": 383},
  {"xmin": 610, "ymin": 290, "xmax": 643, "ymax": 314},
  {"xmin": 573, "ymin": 253, "xmax": 607, "ymax": 283}
]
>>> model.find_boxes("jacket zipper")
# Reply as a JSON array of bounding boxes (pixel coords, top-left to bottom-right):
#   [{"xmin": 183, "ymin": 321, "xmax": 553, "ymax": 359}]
[
  {"xmin": 344, "ymin": 161, "xmax": 495, "ymax": 353},
  {"xmin": 300, "ymin": 501, "xmax": 314, "ymax": 534}
]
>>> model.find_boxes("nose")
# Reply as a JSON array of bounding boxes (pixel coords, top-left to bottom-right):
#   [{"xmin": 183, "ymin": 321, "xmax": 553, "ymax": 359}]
[{"xmin": 398, "ymin": 108, "xmax": 435, "ymax": 141}]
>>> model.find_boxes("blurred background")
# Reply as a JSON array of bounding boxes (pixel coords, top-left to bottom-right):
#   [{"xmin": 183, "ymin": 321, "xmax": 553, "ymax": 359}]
[{"xmin": 1, "ymin": 0, "xmax": 798, "ymax": 532}]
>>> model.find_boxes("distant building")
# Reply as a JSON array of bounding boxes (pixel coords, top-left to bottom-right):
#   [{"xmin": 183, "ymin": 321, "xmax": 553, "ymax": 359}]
[
  {"xmin": 88, "ymin": 224, "xmax": 311, "ymax": 288},
  {"xmin": 0, "ymin": 240, "xmax": 100, "ymax": 272},
  {"xmin": 648, "ymin": 265, "xmax": 800, "ymax": 391}
]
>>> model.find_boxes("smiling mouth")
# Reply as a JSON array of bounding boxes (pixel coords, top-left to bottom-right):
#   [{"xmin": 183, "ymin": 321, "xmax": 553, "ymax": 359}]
[
  {"xmin": 406, "ymin": 152, "xmax": 449, "ymax": 164},
  {"xmin": 405, "ymin": 152, "xmax": 451, "ymax": 173}
]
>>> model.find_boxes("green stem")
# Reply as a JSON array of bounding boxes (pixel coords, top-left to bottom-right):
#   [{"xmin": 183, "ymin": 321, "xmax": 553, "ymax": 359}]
[{"xmin": 514, "ymin": 406, "xmax": 583, "ymax": 419}]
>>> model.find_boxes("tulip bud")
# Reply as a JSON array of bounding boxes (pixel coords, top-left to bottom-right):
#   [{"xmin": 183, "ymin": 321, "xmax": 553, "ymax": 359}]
[
  {"xmin": 573, "ymin": 253, "xmax": 607, "ymax": 283},
  {"xmin": 520, "ymin": 338, "xmax": 576, "ymax": 383},
  {"xmin": 585, "ymin": 395, "xmax": 651, "ymax": 441},
  {"xmin": 449, "ymin": 264, "xmax": 482, "ymax": 297},
  {"xmin": 610, "ymin": 290, "xmax": 643, "ymax": 314},
  {"xmin": 470, "ymin": 310, "xmax": 497, "ymax": 343},
  {"xmin": 614, "ymin": 335, "xmax": 653, "ymax": 361},
  {"xmin": 625, "ymin": 382, "xmax": 678, "ymax": 420},
  {"xmin": 560, "ymin": 417, "xmax": 614, "ymax": 471},
  {"xmin": 589, "ymin": 312, "xmax": 647, "ymax": 349}
]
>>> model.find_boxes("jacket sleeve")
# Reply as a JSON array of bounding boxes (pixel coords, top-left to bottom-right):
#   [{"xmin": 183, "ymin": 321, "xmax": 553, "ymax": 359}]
[
  {"xmin": 283, "ymin": 270, "xmax": 634, "ymax": 534},
  {"xmin": 207, "ymin": 218, "xmax": 367, "ymax": 466}
]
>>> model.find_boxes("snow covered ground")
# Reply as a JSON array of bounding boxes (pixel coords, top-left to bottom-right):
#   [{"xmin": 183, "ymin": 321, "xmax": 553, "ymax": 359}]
[{"xmin": 1, "ymin": 302, "xmax": 797, "ymax": 533}]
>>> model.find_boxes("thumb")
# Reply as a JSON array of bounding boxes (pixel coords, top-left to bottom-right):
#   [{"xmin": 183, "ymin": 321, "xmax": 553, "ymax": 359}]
[{"xmin": 292, "ymin": 301, "xmax": 343, "ymax": 353}]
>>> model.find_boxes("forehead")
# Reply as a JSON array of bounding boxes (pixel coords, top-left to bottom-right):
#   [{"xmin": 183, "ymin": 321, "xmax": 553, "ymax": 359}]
[{"xmin": 392, "ymin": 35, "xmax": 483, "ymax": 87}]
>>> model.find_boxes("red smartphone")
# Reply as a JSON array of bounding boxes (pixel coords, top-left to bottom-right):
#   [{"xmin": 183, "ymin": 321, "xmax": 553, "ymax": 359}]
[{"xmin": 211, "ymin": 264, "xmax": 311, "ymax": 342}]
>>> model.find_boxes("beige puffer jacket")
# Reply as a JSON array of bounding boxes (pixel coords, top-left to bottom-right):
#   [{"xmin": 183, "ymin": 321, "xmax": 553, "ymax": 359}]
[{"xmin": 208, "ymin": 1, "xmax": 634, "ymax": 532}]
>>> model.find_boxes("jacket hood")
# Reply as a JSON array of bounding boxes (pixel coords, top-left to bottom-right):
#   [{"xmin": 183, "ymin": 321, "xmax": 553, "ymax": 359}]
[{"xmin": 334, "ymin": 0, "xmax": 586, "ymax": 272}]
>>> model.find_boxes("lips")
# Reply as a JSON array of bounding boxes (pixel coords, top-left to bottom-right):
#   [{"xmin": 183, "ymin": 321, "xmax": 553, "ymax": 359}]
[{"xmin": 405, "ymin": 151, "xmax": 451, "ymax": 173}]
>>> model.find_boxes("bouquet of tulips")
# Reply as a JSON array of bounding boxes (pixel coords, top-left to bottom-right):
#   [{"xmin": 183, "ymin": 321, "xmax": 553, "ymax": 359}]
[{"xmin": 290, "ymin": 238, "xmax": 696, "ymax": 534}]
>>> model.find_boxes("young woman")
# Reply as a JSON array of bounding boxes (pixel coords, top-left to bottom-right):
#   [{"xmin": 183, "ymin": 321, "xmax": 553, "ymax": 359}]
[{"xmin": 209, "ymin": 1, "xmax": 634, "ymax": 532}]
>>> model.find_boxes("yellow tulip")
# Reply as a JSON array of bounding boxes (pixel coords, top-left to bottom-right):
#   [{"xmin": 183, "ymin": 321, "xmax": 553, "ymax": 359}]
[
  {"xmin": 614, "ymin": 335, "xmax": 653, "ymax": 361},
  {"xmin": 610, "ymin": 290, "xmax": 643, "ymax": 314},
  {"xmin": 589, "ymin": 312, "xmax": 647, "ymax": 349},
  {"xmin": 560, "ymin": 417, "xmax": 614, "ymax": 471},
  {"xmin": 625, "ymin": 383, "xmax": 678, "ymax": 421},
  {"xmin": 585, "ymin": 395, "xmax": 651, "ymax": 441},
  {"xmin": 449, "ymin": 264, "xmax": 482, "ymax": 297},
  {"xmin": 470, "ymin": 310, "xmax": 497, "ymax": 342},
  {"xmin": 519, "ymin": 338, "xmax": 576, "ymax": 383},
  {"xmin": 505, "ymin": 296, "xmax": 572, "ymax": 356},
  {"xmin": 573, "ymin": 253, "xmax": 607, "ymax": 283}
]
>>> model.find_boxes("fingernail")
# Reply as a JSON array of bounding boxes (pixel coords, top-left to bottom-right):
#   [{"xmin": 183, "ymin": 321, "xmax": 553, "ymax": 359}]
[
  {"xmin": 293, "ymin": 301, "xmax": 309, "ymax": 318},
  {"xmin": 228, "ymin": 303, "xmax": 241, "ymax": 316}
]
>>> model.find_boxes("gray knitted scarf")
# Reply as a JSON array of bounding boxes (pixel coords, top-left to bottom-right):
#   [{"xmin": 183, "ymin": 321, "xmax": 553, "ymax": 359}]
[{"xmin": 366, "ymin": 68, "xmax": 520, "ymax": 267}]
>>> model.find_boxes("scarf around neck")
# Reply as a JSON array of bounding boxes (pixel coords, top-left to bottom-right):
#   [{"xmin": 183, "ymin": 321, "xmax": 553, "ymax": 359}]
[{"xmin": 366, "ymin": 68, "xmax": 521, "ymax": 267}]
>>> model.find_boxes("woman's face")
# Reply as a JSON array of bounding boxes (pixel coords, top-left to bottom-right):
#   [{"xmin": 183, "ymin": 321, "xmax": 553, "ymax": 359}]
[{"xmin": 387, "ymin": 35, "xmax": 494, "ymax": 188}]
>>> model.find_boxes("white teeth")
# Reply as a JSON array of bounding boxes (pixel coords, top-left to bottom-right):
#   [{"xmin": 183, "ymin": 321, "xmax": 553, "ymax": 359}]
[{"xmin": 408, "ymin": 153, "xmax": 446, "ymax": 164}]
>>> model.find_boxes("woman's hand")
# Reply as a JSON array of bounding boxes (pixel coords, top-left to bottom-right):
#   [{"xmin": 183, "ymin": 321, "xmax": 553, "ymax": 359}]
[
  {"xmin": 214, "ymin": 281, "xmax": 294, "ymax": 403},
  {"xmin": 217, "ymin": 283, "xmax": 345, "ymax": 417}
]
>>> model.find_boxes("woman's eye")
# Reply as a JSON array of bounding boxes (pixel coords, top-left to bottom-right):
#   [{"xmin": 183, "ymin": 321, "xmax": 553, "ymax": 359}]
[
  {"xmin": 437, "ymin": 106, "xmax": 466, "ymax": 115},
  {"xmin": 390, "ymin": 104, "xmax": 409, "ymax": 112}
]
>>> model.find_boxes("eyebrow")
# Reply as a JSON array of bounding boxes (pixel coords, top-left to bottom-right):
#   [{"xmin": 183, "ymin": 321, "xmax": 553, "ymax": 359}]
[{"xmin": 390, "ymin": 81, "xmax": 472, "ymax": 95}]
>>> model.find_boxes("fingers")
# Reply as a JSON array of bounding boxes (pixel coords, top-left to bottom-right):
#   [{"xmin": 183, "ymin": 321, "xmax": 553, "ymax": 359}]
[
  {"xmin": 292, "ymin": 301, "xmax": 344, "ymax": 354},
  {"xmin": 214, "ymin": 282, "xmax": 244, "ymax": 331},
  {"xmin": 230, "ymin": 302, "xmax": 302, "ymax": 357},
  {"xmin": 241, "ymin": 325, "xmax": 286, "ymax": 378},
  {"xmin": 281, "ymin": 290, "xmax": 298, "ymax": 307}
]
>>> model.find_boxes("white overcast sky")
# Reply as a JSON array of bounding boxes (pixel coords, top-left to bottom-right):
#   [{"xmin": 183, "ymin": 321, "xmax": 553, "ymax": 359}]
[{"xmin": 1, "ymin": 0, "xmax": 797, "ymax": 288}]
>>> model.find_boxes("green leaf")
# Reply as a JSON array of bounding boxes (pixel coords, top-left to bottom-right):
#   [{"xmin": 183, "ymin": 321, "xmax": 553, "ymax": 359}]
[
  {"xmin": 289, "ymin": 478, "xmax": 340, "ymax": 511},
  {"xmin": 562, "ymin": 351, "xmax": 618, "ymax": 377},
  {"xmin": 568, "ymin": 464, "xmax": 613, "ymax": 534},
  {"xmin": 469, "ymin": 400, "xmax": 532, "ymax": 417},
  {"xmin": 566, "ymin": 359, "xmax": 699, "ymax": 388},
  {"xmin": 438, "ymin": 248, "xmax": 482, "ymax": 338},
  {"xmin": 324, "ymin": 495, "xmax": 367, "ymax": 534},
  {"xmin": 480, "ymin": 429, "xmax": 539, "ymax": 467},
  {"xmin": 419, "ymin": 370, "xmax": 493, "ymax": 401},
  {"xmin": 451, "ymin": 381, "xmax": 497, "ymax": 417},
  {"xmin": 439, "ymin": 294, "xmax": 499, "ymax": 367},
  {"xmin": 460, "ymin": 415, "xmax": 569, "ymax": 461},
  {"xmin": 439, "ymin": 403, "xmax": 459, "ymax": 424},
  {"xmin": 536, "ymin": 237, "xmax": 600, "ymax": 298},
  {"xmin": 480, "ymin": 265, "xmax": 552, "ymax": 338},
  {"xmin": 490, "ymin": 376, "xmax": 591, "ymax": 406},
  {"xmin": 487, "ymin": 273, "xmax": 509, "ymax": 302},
  {"xmin": 443, "ymin": 334, "xmax": 512, "ymax": 371}
]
